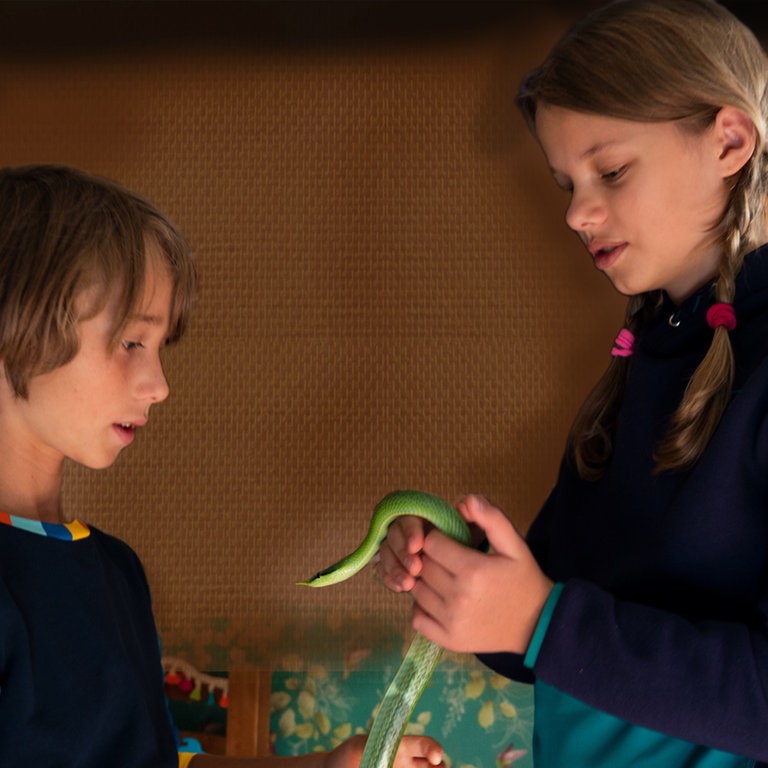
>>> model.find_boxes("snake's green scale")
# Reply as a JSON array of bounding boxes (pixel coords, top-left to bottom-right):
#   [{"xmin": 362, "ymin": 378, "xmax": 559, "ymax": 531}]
[{"xmin": 298, "ymin": 490, "xmax": 472, "ymax": 768}]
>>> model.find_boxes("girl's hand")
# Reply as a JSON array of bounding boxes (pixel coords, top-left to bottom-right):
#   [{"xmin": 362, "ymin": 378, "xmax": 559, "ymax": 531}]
[
  {"xmin": 375, "ymin": 515, "xmax": 430, "ymax": 593},
  {"xmin": 327, "ymin": 734, "xmax": 445, "ymax": 768},
  {"xmin": 375, "ymin": 507, "xmax": 485, "ymax": 593},
  {"xmin": 410, "ymin": 494, "xmax": 553, "ymax": 655}
]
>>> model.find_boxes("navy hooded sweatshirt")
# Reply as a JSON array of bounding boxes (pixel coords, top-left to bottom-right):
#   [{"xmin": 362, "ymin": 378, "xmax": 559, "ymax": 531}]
[{"xmin": 480, "ymin": 243, "xmax": 768, "ymax": 767}]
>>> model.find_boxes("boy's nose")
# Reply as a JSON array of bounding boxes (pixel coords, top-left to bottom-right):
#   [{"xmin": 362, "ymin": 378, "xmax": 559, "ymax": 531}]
[{"xmin": 142, "ymin": 355, "xmax": 170, "ymax": 404}]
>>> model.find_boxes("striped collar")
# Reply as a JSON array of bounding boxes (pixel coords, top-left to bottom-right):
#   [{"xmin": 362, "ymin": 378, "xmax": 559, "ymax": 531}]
[{"xmin": 0, "ymin": 512, "xmax": 90, "ymax": 541}]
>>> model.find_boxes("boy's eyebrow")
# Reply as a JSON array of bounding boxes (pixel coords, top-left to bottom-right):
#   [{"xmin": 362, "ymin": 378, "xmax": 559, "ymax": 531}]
[{"xmin": 127, "ymin": 312, "xmax": 167, "ymax": 326}]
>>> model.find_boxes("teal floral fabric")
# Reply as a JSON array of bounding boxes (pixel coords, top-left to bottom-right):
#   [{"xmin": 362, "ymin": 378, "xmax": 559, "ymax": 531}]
[{"xmin": 270, "ymin": 650, "xmax": 533, "ymax": 768}]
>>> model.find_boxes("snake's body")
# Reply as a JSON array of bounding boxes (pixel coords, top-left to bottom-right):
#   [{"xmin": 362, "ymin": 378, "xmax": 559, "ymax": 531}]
[{"xmin": 299, "ymin": 490, "xmax": 471, "ymax": 768}]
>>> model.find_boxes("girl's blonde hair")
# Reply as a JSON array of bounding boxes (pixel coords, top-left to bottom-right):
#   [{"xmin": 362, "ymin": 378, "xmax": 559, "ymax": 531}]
[
  {"xmin": 518, "ymin": 0, "xmax": 768, "ymax": 478},
  {"xmin": 0, "ymin": 165, "xmax": 198, "ymax": 398}
]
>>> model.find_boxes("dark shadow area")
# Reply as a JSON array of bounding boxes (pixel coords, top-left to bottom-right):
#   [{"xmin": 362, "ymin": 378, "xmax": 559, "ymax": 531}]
[{"xmin": 0, "ymin": 1, "xmax": 603, "ymax": 56}]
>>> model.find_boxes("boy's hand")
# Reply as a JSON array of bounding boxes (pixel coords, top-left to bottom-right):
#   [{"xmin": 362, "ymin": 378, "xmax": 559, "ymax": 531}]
[
  {"xmin": 392, "ymin": 735, "xmax": 445, "ymax": 768},
  {"xmin": 327, "ymin": 734, "xmax": 445, "ymax": 768}
]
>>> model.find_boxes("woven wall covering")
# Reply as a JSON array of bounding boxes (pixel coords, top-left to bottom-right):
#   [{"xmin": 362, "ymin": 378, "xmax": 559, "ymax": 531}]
[{"xmin": 0, "ymin": 3, "xmax": 625, "ymax": 669}]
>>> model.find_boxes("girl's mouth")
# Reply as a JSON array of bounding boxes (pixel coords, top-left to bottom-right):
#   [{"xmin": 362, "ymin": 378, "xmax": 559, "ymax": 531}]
[{"xmin": 592, "ymin": 242, "xmax": 626, "ymax": 271}]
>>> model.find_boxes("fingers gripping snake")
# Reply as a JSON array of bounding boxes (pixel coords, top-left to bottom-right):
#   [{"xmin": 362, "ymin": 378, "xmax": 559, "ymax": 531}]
[{"xmin": 298, "ymin": 490, "xmax": 472, "ymax": 768}]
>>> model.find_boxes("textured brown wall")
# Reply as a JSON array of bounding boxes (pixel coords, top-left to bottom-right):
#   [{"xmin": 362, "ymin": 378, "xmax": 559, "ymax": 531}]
[{"xmin": 1, "ymin": 2, "xmax": 625, "ymax": 669}]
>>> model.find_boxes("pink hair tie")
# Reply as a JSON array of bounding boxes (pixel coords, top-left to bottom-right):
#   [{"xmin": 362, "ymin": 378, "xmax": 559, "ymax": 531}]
[
  {"xmin": 706, "ymin": 303, "xmax": 737, "ymax": 331},
  {"xmin": 611, "ymin": 328, "xmax": 635, "ymax": 357}
]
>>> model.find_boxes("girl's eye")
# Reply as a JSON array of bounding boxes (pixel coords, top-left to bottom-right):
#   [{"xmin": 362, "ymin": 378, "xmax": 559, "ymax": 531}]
[
  {"xmin": 551, "ymin": 173, "xmax": 573, "ymax": 194},
  {"xmin": 601, "ymin": 166, "xmax": 627, "ymax": 182},
  {"xmin": 122, "ymin": 340, "xmax": 144, "ymax": 351}
]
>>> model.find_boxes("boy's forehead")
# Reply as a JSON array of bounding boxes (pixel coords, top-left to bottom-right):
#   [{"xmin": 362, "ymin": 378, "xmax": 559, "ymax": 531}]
[
  {"xmin": 129, "ymin": 259, "xmax": 173, "ymax": 327},
  {"xmin": 75, "ymin": 248, "xmax": 172, "ymax": 327}
]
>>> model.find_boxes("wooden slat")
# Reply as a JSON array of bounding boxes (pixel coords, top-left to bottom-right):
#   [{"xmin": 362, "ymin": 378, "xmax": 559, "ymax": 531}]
[{"xmin": 225, "ymin": 664, "xmax": 273, "ymax": 757}]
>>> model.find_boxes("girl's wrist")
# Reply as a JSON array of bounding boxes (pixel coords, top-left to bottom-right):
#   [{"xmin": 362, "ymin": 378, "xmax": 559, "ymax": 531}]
[{"xmin": 524, "ymin": 582, "xmax": 564, "ymax": 669}]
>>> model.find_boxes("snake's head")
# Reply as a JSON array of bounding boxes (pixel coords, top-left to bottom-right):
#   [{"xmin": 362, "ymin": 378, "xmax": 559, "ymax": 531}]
[
  {"xmin": 296, "ymin": 553, "xmax": 355, "ymax": 587},
  {"xmin": 296, "ymin": 565, "xmax": 336, "ymax": 587}
]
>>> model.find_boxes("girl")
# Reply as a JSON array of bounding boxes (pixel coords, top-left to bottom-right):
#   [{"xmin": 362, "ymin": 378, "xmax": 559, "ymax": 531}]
[
  {"xmin": 377, "ymin": 1, "xmax": 768, "ymax": 766},
  {"xmin": 0, "ymin": 164, "xmax": 444, "ymax": 768}
]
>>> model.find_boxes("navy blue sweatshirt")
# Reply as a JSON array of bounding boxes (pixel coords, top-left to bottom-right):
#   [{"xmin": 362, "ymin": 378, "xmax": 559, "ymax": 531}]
[
  {"xmin": 0, "ymin": 518, "xmax": 179, "ymax": 767},
  {"xmin": 480, "ymin": 244, "xmax": 768, "ymax": 767}
]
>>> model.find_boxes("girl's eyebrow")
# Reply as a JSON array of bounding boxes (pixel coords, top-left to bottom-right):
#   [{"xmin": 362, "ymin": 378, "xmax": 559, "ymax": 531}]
[
  {"xmin": 580, "ymin": 139, "xmax": 619, "ymax": 160},
  {"xmin": 548, "ymin": 140, "xmax": 622, "ymax": 175}
]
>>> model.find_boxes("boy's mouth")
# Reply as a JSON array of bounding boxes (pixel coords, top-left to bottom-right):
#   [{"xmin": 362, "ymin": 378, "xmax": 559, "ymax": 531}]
[{"xmin": 113, "ymin": 422, "xmax": 139, "ymax": 445}]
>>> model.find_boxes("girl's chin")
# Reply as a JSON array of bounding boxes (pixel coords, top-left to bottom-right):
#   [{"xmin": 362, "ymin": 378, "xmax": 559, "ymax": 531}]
[
  {"xmin": 603, "ymin": 271, "xmax": 653, "ymax": 298},
  {"xmin": 603, "ymin": 273, "xmax": 635, "ymax": 297}
]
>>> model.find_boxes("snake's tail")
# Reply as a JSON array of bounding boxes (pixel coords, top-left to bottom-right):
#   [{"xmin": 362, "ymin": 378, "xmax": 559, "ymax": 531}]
[{"xmin": 360, "ymin": 633, "xmax": 443, "ymax": 768}]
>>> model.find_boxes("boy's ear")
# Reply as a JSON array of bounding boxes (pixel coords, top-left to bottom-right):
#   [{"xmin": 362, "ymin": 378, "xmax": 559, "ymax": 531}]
[{"xmin": 715, "ymin": 106, "xmax": 757, "ymax": 177}]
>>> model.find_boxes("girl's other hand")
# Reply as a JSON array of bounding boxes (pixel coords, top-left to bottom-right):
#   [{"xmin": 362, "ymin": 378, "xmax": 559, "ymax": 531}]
[{"xmin": 375, "ymin": 515, "xmax": 430, "ymax": 593}]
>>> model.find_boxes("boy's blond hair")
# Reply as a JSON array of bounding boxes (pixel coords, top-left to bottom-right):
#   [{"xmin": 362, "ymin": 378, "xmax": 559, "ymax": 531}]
[{"xmin": 0, "ymin": 165, "xmax": 197, "ymax": 398}]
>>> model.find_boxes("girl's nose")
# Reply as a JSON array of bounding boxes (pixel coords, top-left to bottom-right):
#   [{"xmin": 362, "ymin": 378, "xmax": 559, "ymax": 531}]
[{"xmin": 565, "ymin": 187, "xmax": 607, "ymax": 232}]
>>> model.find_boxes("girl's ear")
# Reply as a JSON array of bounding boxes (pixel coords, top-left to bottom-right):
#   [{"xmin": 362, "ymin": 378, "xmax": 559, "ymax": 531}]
[{"xmin": 715, "ymin": 106, "xmax": 757, "ymax": 177}]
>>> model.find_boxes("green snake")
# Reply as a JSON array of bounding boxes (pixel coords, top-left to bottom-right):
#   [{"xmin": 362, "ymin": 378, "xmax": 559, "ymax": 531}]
[{"xmin": 298, "ymin": 489, "xmax": 472, "ymax": 768}]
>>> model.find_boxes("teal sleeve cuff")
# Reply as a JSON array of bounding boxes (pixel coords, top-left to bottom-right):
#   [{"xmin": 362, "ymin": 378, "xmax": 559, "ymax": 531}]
[{"xmin": 523, "ymin": 582, "xmax": 564, "ymax": 670}]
